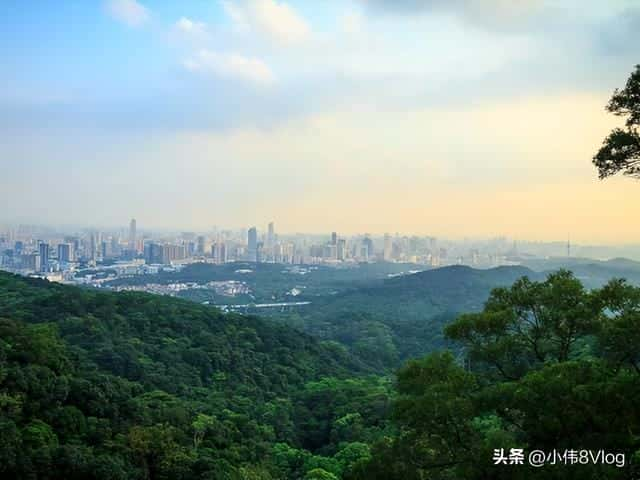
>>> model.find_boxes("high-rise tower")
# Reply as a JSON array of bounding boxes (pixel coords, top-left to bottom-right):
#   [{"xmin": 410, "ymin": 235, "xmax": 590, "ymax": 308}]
[
  {"xmin": 267, "ymin": 222, "xmax": 275, "ymax": 248},
  {"xmin": 248, "ymin": 227, "xmax": 258, "ymax": 261},
  {"xmin": 38, "ymin": 242, "xmax": 50, "ymax": 272},
  {"xmin": 129, "ymin": 218, "xmax": 137, "ymax": 252},
  {"xmin": 383, "ymin": 233, "xmax": 392, "ymax": 261}
]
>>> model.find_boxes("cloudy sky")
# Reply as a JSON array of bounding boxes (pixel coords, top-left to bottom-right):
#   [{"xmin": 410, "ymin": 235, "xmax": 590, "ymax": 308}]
[{"xmin": 1, "ymin": 0, "xmax": 639, "ymax": 242}]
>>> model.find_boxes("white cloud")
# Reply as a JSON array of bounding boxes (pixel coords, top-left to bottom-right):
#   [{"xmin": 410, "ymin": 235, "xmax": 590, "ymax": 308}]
[
  {"xmin": 221, "ymin": 0, "xmax": 310, "ymax": 44},
  {"xmin": 363, "ymin": 0, "xmax": 546, "ymax": 32},
  {"xmin": 184, "ymin": 50, "xmax": 276, "ymax": 85},
  {"xmin": 173, "ymin": 17, "xmax": 209, "ymax": 41},
  {"xmin": 105, "ymin": 0, "xmax": 150, "ymax": 27},
  {"xmin": 221, "ymin": 1, "xmax": 251, "ymax": 33}
]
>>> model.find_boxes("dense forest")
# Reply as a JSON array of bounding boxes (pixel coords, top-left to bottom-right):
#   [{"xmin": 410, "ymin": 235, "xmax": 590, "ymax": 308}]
[
  {"xmin": 107, "ymin": 263, "xmax": 547, "ymax": 371},
  {"xmin": 354, "ymin": 270, "xmax": 640, "ymax": 479},
  {"xmin": 105, "ymin": 260, "xmax": 640, "ymax": 374},
  {"xmin": 2, "ymin": 269, "xmax": 640, "ymax": 478},
  {"xmin": 0, "ymin": 272, "xmax": 392, "ymax": 479},
  {"xmin": 278, "ymin": 265, "xmax": 539, "ymax": 369}
]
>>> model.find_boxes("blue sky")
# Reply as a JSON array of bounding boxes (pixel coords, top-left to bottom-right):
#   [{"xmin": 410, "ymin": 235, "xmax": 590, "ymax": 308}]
[{"xmin": 2, "ymin": 0, "xmax": 640, "ymax": 241}]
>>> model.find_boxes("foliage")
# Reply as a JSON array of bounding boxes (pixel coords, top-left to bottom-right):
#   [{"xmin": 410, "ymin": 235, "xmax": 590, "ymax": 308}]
[
  {"xmin": 276, "ymin": 266, "xmax": 537, "ymax": 371},
  {"xmin": 4, "ymin": 266, "xmax": 640, "ymax": 478},
  {"xmin": 354, "ymin": 271, "xmax": 640, "ymax": 479},
  {"xmin": 593, "ymin": 64, "xmax": 640, "ymax": 179},
  {"xmin": 0, "ymin": 271, "xmax": 392, "ymax": 479}
]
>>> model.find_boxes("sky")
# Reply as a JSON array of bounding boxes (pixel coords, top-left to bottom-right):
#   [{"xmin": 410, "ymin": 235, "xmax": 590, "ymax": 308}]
[{"xmin": 1, "ymin": 0, "xmax": 640, "ymax": 243}]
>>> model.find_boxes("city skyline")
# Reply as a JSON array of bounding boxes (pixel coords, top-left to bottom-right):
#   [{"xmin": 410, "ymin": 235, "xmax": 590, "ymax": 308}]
[
  {"xmin": 2, "ymin": 217, "xmax": 640, "ymax": 248},
  {"xmin": 2, "ymin": 1, "xmax": 640, "ymax": 242}
]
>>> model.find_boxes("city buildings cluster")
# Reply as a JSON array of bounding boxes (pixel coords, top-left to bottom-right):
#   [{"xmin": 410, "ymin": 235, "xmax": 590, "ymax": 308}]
[{"xmin": 0, "ymin": 219, "xmax": 537, "ymax": 283}]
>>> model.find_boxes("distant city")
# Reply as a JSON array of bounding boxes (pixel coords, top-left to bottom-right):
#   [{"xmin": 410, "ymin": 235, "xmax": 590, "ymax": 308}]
[{"xmin": 2, "ymin": 219, "xmax": 640, "ymax": 288}]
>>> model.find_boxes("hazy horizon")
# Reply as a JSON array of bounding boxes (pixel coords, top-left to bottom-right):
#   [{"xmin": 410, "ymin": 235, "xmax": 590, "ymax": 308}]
[{"xmin": 2, "ymin": 1, "xmax": 640, "ymax": 243}]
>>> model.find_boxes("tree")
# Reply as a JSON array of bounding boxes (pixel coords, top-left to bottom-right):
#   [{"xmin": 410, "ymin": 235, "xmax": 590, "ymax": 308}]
[
  {"xmin": 445, "ymin": 270, "xmax": 598, "ymax": 380},
  {"xmin": 353, "ymin": 274, "xmax": 640, "ymax": 480},
  {"xmin": 192, "ymin": 413, "xmax": 216, "ymax": 450},
  {"xmin": 595, "ymin": 278, "xmax": 640, "ymax": 373},
  {"xmin": 304, "ymin": 468, "xmax": 339, "ymax": 480},
  {"xmin": 593, "ymin": 64, "xmax": 640, "ymax": 179}
]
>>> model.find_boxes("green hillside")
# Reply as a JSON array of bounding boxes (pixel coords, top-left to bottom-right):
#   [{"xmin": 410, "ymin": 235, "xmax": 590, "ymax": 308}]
[
  {"xmin": 3, "ymin": 268, "xmax": 640, "ymax": 479},
  {"xmin": 0, "ymin": 272, "xmax": 391, "ymax": 479},
  {"xmin": 278, "ymin": 266, "xmax": 541, "ymax": 370},
  {"xmin": 351, "ymin": 270, "xmax": 640, "ymax": 479}
]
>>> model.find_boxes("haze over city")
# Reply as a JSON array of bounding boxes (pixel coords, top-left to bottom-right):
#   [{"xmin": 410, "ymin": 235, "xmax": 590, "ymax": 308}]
[{"xmin": 2, "ymin": 0, "xmax": 640, "ymax": 243}]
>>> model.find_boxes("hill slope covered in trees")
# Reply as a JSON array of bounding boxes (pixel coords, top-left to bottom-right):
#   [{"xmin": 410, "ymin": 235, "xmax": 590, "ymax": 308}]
[
  {"xmin": 279, "ymin": 265, "xmax": 541, "ymax": 369},
  {"xmin": 0, "ymin": 272, "xmax": 392, "ymax": 479}
]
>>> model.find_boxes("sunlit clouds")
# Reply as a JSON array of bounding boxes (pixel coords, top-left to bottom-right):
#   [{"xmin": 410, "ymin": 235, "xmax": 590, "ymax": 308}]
[{"xmin": 1, "ymin": 0, "xmax": 639, "ymax": 242}]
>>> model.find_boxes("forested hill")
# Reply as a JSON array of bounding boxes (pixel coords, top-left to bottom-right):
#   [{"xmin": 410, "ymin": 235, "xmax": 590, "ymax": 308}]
[
  {"xmin": 373, "ymin": 264, "xmax": 538, "ymax": 303},
  {"xmin": 0, "ymin": 272, "xmax": 368, "ymax": 391},
  {"xmin": 307, "ymin": 264, "xmax": 539, "ymax": 318},
  {"xmin": 282, "ymin": 265, "xmax": 541, "ymax": 369},
  {"xmin": 0, "ymin": 271, "xmax": 390, "ymax": 479}
]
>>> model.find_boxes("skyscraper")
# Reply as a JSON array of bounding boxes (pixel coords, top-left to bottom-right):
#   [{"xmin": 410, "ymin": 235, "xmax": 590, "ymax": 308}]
[
  {"xmin": 362, "ymin": 236, "xmax": 374, "ymax": 261},
  {"xmin": 211, "ymin": 242, "xmax": 227, "ymax": 264},
  {"xmin": 128, "ymin": 218, "xmax": 137, "ymax": 252},
  {"xmin": 161, "ymin": 244, "xmax": 186, "ymax": 264},
  {"xmin": 57, "ymin": 243, "xmax": 72, "ymax": 263},
  {"xmin": 144, "ymin": 242, "xmax": 163, "ymax": 264},
  {"xmin": 383, "ymin": 234, "xmax": 392, "ymax": 261},
  {"xmin": 196, "ymin": 235, "xmax": 206, "ymax": 255},
  {"xmin": 267, "ymin": 222, "xmax": 275, "ymax": 248},
  {"xmin": 248, "ymin": 227, "xmax": 258, "ymax": 261},
  {"xmin": 89, "ymin": 232, "xmax": 97, "ymax": 262},
  {"xmin": 331, "ymin": 232, "xmax": 337, "ymax": 245},
  {"xmin": 337, "ymin": 238, "xmax": 347, "ymax": 261},
  {"xmin": 39, "ymin": 242, "xmax": 50, "ymax": 272}
]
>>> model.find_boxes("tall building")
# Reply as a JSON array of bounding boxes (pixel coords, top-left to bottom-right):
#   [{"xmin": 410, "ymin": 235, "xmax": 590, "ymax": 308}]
[
  {"xmin": 57, "ymin": 243, "xmax": 72, "ymax": 263},
  {"xmin": 383, "ymin": 234, "xmax": 392, "ymax": 261},
  {"xmin": 161, "ymin": 244, "xmax": 186, "ymax": 264},
  {"xmin": 337, "ymin": 239, "xmax": 347, "ymax": 261},
  {"xmin": 211, "ymin": 242, "xmax": 227, "ymax": 264},
  {"xmin": 248, "ymin": 227, "xmax": 258, "ymax": 260},
  {"xmin": 21, "ymin": 253, "xmax": 40, "ymax": 272},
  {"xmin": 38, "ymin": 242, "xmax": 50, "ymax": 272},
  {"xmin": 65, "ymin": 236, "xmax": 79, "ymax": 258},
  {"xmin": 144, "ymin": 242, "xmax": 163, "ymax": 264},
  {"xmin": 187, "ymin": 241, "xmax": 196, "ymax": 257},
  {"xmin": 196, "ymin": 235, "xmax": 206, "ymax": 256},
  {"xmin": 360, "ymin": 244, "xmax": 369, "ymax": 261},
  {"xmin": 128, "ymin": 218, "xmax": 137, "ymax": 252},
  {"xmin": 110, "ymin": 236, "xmax": 120, "ymax": 258},
  {"xmin": 89, "ymin": 232, "xmax": 97, "ymax": 262},
  {"xmin": 267, "ymin": 222, "xmax": 275, "ymax": 248},
  {"xmin": 362, "ymin": 237, "xmax": 374, "ymax": 261}
]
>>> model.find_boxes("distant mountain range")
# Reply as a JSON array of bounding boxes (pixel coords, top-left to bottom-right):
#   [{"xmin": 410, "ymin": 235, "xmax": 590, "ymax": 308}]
[{"xmin": 521, "ymin": 257, "xmax": 640, "ymax": 288}]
